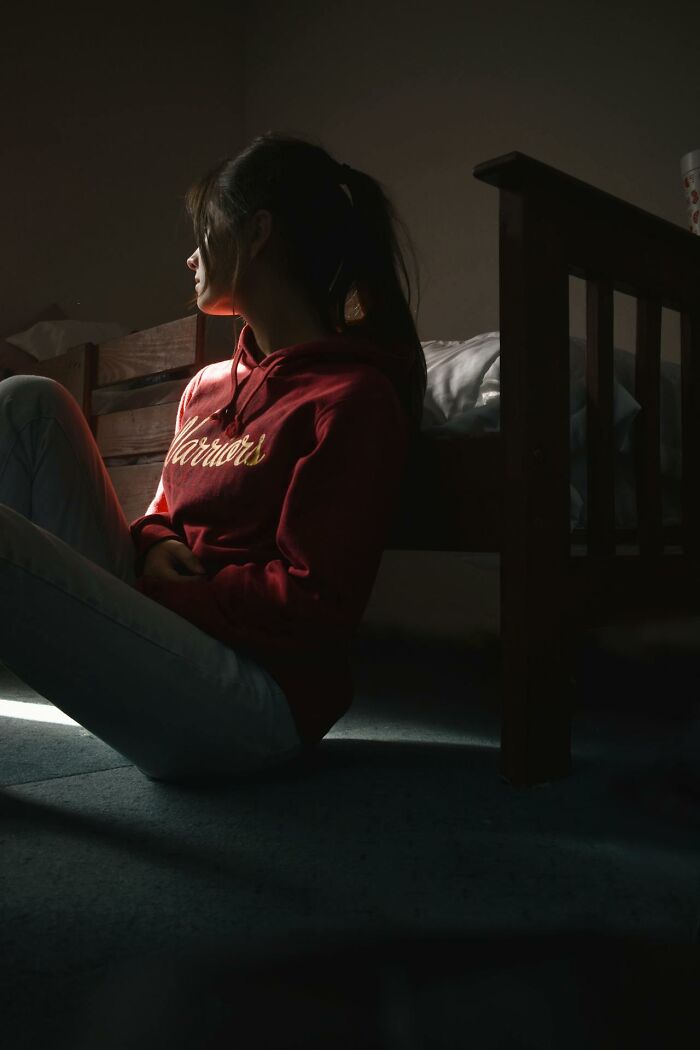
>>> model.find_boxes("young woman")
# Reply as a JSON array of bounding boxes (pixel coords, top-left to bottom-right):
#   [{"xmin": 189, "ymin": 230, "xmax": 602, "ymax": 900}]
[{"xmin": 0, "ymin": 132, "xmax": 427, "ymax": 784}]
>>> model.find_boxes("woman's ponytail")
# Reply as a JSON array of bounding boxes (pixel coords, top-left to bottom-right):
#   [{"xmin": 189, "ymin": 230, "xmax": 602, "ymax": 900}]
[{"xmin": 332, "ymin": 163, "xmax": 426, "ymax": 436}]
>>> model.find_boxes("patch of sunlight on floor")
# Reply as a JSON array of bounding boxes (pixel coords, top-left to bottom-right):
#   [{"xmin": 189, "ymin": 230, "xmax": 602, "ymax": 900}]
[{"xmin": 0, "ymin": 696, "xmax": 79, "ymax": 726}]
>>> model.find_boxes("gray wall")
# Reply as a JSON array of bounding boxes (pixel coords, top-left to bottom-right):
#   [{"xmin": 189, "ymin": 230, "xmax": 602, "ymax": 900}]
[{"xmin": 2, "ymin": 7, "xmax": 247, "ymax": 337}]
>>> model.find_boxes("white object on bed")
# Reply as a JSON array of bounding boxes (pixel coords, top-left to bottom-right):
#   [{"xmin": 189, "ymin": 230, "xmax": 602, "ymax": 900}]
[
  {"xmin": 420, "ymin": 334, "xmax": 643, "ymax": 448},
  {"xmin": 5, "ymin": 319, "xmax": 131, "ymax": 360},
  {"xmin": 421, "ymin": 332, "xmax": 502, "ymax": 427},
  {"xmin": 420, "ymin": 333, "xmax": 682, "ymax": 530}
]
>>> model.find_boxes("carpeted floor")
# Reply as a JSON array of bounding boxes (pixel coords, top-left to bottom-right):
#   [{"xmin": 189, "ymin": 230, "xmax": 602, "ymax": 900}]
[{"xmin": 1, "ymin": 629, "xmax": 698, "ymax": 1049}]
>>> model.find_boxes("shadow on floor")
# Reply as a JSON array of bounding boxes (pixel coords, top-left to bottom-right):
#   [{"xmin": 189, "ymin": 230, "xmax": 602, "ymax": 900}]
[{"xmin": 67, "ymin": 929, "xmax": 700, "ymax": 1050}]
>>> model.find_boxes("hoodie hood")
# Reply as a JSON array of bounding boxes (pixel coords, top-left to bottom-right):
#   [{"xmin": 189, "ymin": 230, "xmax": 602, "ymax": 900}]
[{"xmin": 208, "ymin": 322, "xmax": 411, "ymax": 438}]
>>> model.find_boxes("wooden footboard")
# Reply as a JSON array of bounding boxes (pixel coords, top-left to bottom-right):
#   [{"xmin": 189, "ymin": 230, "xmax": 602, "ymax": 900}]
[{"xmin": 473, "ymin": 151, "xmax": 700, "ymax": 786}]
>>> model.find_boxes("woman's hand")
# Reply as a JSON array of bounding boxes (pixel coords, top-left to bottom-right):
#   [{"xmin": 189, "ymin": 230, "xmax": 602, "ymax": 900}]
[{"xmin": 141, "ymin": 539, "xmax": 208, "ymax": 583}]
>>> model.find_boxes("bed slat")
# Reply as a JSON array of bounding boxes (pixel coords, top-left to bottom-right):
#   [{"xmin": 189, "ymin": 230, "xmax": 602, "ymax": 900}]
[
  {"xmin": 634, "ymin": 297, "xmax": 663, "ymax": 556},
  {"xmin": 585, "ymin": 279, "xmax": 615, "ymax": 555},
  {"xmin": 681, "ymin": 308, "xmax": 700, "ymax": 557}
]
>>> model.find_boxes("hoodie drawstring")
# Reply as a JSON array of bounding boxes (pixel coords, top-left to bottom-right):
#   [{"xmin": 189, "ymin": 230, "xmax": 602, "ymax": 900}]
[{"xmin": 209, "ymin": 339, "xmax": 246, "ymax": 432}]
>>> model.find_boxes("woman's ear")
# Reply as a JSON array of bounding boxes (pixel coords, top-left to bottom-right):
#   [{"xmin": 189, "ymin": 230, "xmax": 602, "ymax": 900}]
[{"xmin": 248, "ymin": 210, "xmax": 273, "ymax": 262}]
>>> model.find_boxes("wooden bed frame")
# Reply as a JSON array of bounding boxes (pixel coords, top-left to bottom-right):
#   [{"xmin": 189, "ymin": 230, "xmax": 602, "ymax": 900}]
[{"xmin": 2, "ymin": 151, "xmax": 699, "ymax": 789}]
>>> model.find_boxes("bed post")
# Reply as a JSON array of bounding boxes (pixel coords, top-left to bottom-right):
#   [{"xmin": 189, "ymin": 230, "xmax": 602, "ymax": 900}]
[
  {"xmin": 496, "ymin": 182, "xmax": 573, "ymax": 787},
  {"xmin": 681, "ymin": 307, "xmax": 700, "ymax": 556}
]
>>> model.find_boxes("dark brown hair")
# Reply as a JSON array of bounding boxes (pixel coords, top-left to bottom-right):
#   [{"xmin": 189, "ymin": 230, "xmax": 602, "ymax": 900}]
[{"xmin": 182, "ymin": 132, "xmax": 426, "ymax": 437}]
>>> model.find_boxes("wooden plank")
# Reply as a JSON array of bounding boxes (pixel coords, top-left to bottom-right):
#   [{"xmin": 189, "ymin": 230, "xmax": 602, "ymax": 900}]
[
  {"xmin": 497, "ymin": 185, "xmax": 572, "ymax": 787},
  {"xmin": 95, "ymin": 401, "xmax": 178, "ymax": 459},
  {"xmin": 634, "ymin": 297, "xmax": 663, "ymax": 557},
  {"xmin": 474, "ymin": 152, "xmax": 700, "ymax": 311},
  {"xmin": 95, "ymin": 315, "xmax": 198, "ymax": 387},
  {"xmin": 585, "ymin": 279, "xmax": 615, "ymax": 555},
  {"xmin": 90, "ymin": 376, "xmax": 190, "ymax": 418},
  {"xmin": 107, "ymin": 462, "xmax": 165, "ymax": 525}
]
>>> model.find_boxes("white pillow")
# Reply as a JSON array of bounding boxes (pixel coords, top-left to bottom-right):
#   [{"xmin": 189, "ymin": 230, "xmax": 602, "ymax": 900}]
[
  {"xmin": 420, "ymin": 333, "xmax": 500, "ymax": 426},
  {"xmin": 420, "ymin": 333, "xmax": 643, "ymax": 455}
]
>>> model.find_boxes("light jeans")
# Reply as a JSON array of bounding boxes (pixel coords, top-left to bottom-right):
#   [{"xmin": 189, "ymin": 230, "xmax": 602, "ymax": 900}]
[{"xmin": 0, "ymin": 374, "xmax": 304, "ymax": 784}]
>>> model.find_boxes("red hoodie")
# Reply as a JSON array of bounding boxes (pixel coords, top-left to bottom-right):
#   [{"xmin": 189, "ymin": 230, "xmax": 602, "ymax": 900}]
[{"xmin": 129, "ymin": 321, "xmax": 411, "ymax": 746}]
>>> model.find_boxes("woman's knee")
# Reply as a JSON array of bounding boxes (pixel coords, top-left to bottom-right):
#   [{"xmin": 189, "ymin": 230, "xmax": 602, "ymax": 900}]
[{"xmin": 0, "ymin": 373, "xmax": 73, "ymax": 410}]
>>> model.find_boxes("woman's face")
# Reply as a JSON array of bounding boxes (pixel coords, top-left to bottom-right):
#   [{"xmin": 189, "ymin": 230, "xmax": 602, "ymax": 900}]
[{"xmin": 186, "ymin": 236, "xmax": 234, "ymax": 315}]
